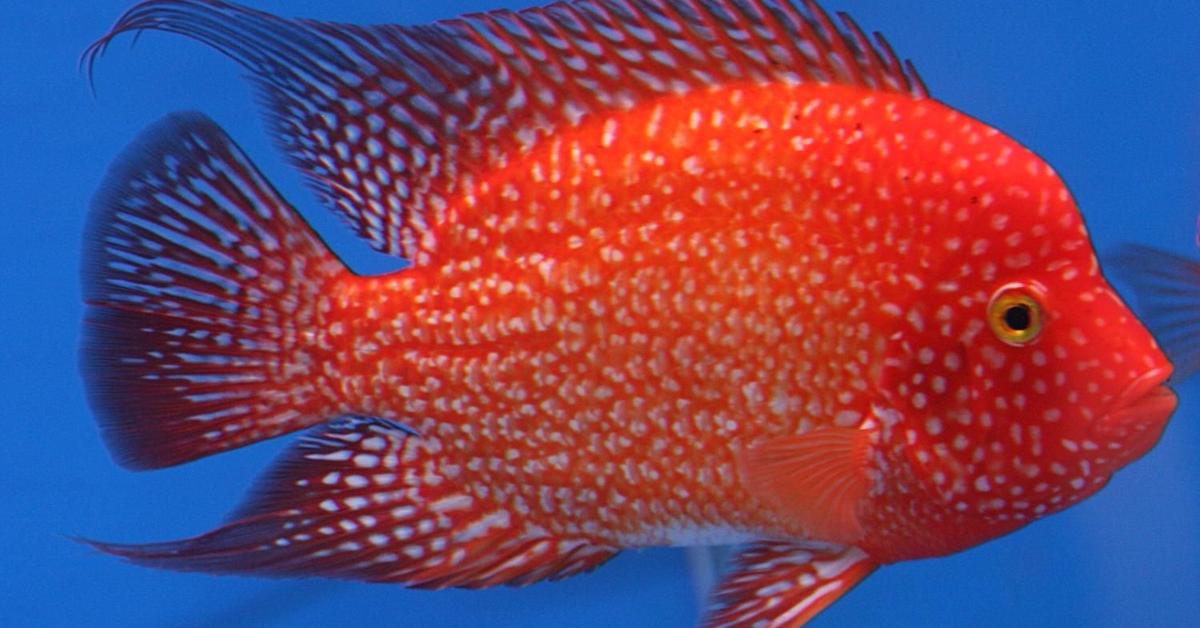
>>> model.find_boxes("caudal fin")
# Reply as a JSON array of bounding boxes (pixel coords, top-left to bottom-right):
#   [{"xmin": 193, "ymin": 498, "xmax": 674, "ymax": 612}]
[{"xmin": 82, "ymin": 112, "xmax": 350, "ymax": 469}]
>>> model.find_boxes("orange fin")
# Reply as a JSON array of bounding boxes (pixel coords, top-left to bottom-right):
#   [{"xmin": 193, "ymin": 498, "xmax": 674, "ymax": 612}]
[
  {"xmin": 704, "ymin": 541, "xmax": 877, "ymax": 627},
  {"xmin": 739, "ymin": 428, "xmax": 871, "ymax": 543}
]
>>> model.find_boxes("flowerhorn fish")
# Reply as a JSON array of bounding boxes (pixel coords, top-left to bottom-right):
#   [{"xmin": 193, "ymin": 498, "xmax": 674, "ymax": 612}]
[{"xmin": 80, "ymin": 0, "xmax": 1178, "ymax": 625}]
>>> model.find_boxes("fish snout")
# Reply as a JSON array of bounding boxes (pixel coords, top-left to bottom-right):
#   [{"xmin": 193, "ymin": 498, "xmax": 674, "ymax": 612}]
[{"xmin": 1092, "ymin": 366, "xmax": 1176, "ymax": 458}]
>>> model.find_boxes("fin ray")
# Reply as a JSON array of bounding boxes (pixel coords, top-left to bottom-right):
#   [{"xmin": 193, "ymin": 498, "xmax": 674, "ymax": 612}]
[
  {"xmin": 739, "ymin": 427, "xmax": 871, "ymax": 544},
  {"xmin": 1108, "ymin": 244, "xmax": 1200, "ymax": 381},
  {"xmin": 85, "ymin": 0, "xmax": 927, "ymax": 265},
  {"xmin": 86, "ymin": 417, "xmax": 618, "ymax": 588},
  {"xmin": 704, "ymin": 541, "xmax": 876, "ymax": 627},
  {"xmin": 82, "ymin": 111, "xmax": 348, "ymax": 468}
]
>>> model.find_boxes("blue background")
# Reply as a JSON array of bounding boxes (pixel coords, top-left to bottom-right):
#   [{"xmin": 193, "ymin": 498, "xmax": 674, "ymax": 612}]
[{"xmin": 3, "ymin": 1, "xmax": 1199, "ymax": 626}]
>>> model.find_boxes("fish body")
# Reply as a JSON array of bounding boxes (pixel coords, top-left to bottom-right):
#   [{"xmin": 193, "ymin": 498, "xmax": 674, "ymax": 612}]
[{"xmin": 81, "ymin": 0, "xmax": 1176, "ymax": 624}]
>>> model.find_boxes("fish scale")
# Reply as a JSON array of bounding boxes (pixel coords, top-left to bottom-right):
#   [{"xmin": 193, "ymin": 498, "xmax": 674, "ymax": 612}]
[
  {"xmin": 225, "ymin": 77, "xmax": 1110, "ymax": 558},
  {"xmin": 81, "ymin": 1, "xmax": 1177, "ymax": 625},
  {"xmin": 322, "ymin": 87, "xmax": 905, "ymax": 543}
]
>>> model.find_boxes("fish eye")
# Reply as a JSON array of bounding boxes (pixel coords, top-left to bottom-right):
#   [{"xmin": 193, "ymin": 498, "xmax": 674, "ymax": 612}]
[{"xmin": 987, "ymin": 284, "xmax": 1043, "ymax": 346}]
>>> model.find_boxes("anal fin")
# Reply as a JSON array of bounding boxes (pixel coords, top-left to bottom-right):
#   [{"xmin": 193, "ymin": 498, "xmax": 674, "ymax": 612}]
[
  {"xmin": 85, "ymin": 417, "xmax": 617, "ymax": 588},
  {"xmin": 704, "ymin": 541, "xmax": 877, "ymax": 627}
]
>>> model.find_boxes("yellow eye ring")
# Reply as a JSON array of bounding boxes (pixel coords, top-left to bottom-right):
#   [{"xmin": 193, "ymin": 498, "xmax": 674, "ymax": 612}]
[{"xmin": 987, "ymin": 284, "xmax": 1044, "ymax": 346}]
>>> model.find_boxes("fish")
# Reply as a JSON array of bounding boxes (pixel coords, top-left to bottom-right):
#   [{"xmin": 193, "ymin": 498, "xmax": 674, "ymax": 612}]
[{"xmin": 79, "ymin": 0, "xmax": 1178, "ymax": 625}]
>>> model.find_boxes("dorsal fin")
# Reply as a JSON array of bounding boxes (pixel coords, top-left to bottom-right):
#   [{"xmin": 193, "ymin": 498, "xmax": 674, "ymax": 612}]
[{"xmin": 85, "ymin": 0, "xmax": 927, "ymax": 265}]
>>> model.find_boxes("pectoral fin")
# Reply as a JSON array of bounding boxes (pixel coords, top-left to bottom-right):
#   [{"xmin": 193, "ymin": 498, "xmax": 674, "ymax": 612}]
[
  {"xmin": 704, "ymin": 541, "xmax": 877, "ymax": 627},
  {"xmin": 738, "ymin": 428, "xmax": 871, "ymax": 544}
]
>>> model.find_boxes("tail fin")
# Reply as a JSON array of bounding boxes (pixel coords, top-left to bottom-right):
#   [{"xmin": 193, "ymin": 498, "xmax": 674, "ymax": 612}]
[
  {"xmin": 86, "ymin": 417, "xmax": 617, "ymax": 588},
  {"xmin": 82, "ymin": 112, "xmax": 350, "ymax": 469}
]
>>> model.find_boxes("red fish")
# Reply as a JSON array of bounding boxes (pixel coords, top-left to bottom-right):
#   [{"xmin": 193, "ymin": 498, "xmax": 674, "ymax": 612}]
[{"xmin": 81, "ymin": 1, "xmax": 1177, "ymax": 625}]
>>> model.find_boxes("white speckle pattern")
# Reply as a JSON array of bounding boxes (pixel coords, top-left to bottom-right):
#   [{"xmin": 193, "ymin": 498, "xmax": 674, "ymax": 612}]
[{"xmin": 83, "ymin": 0, "xmax": 1175, "ymax": 609}]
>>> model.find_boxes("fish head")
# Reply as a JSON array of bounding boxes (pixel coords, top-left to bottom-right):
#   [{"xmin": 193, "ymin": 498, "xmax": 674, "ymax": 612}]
[{"xmin": 866, "ymin": 125, "xmax": 1175, "ymax": 559}]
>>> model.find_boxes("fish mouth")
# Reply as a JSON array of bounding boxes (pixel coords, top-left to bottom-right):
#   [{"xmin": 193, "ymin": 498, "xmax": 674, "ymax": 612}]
[{"xmin": 1096, "ymin": 367, "xmax": 1177, "ymax": 441}]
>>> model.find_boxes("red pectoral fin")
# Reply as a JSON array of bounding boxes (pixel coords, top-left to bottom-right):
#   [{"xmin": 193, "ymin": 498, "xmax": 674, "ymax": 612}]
[
  {"xmin": 704, "ymin": 541, "xmax": 877, "ymax": 627},
  {"xmin": 739, "ymin": 428, "xmax": 871, "ymax": 544}
]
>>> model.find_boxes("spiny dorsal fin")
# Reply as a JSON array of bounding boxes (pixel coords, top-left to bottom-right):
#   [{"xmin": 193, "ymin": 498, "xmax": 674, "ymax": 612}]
[{"xmin": 85, "ymin": 0, "xmax": 927, "ymax": 265}]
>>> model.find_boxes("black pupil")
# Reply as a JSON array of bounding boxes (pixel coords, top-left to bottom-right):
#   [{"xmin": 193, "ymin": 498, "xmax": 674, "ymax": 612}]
[{"xmin": 1003, "ymin": 304, "xmax": 1032, "ymax": 331}]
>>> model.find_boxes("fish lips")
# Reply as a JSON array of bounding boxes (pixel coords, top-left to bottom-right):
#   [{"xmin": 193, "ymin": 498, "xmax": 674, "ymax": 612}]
[{"xmin": 1092, "ymin": 367, "xmax": 1176, "ymax": 460}]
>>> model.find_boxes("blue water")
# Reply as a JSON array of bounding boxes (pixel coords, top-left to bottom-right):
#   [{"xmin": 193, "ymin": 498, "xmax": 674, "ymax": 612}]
[{"xmin": 3, "ymin": 1, "xmax": 1199, "ymax": 625}]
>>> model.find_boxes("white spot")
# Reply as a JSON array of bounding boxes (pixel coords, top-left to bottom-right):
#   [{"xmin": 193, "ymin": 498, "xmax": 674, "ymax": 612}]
[
  {"xmin": 834, "ymin": 410, "xmax": 862, "ymax": 427},
  {"xmin": 601, "ymin": 118, "xmax": 618, "ymax": 148}
]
